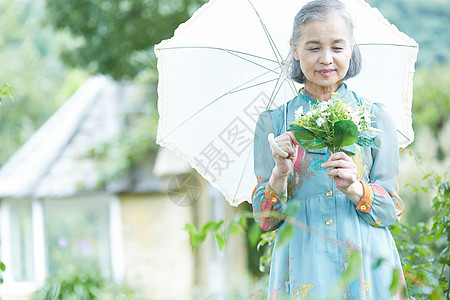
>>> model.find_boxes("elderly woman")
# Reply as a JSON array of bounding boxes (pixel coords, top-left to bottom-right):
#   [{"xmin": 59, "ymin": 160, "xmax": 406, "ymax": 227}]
[{"xmin": 252, "ymin": 0, "xmax": 405, "ymax": 298}]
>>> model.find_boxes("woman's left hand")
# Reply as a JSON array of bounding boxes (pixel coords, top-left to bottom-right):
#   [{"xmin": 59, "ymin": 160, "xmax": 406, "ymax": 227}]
[{"xmin": 321, "ymin": 151, "xmax": 363, "ymax": 203}]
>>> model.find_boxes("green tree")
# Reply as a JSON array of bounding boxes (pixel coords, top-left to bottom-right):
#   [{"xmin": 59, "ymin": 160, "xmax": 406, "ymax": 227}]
[
  {"xmin": 0, "ymin": 0, "xmax": 88, "ymax": 166},
  {"xmin": 368, "ymin": 0, "xmax": 450, "ymax": 67},
  {"xmin": 44, "ymin": 0, "xmax": 207, "ymax": 80},
  {"xmin": 411, "ymin": 65, "xmax": 450, "ymax": 160}
]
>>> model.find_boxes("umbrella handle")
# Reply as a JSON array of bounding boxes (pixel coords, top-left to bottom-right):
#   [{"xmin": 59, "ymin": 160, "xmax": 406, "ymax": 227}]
[{"xmin": 268, "ymin": 133, "xmax": 288, "ymax": 158}]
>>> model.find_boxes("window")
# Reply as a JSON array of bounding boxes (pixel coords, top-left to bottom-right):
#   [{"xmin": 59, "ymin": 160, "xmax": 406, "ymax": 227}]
[
  {"xmin": 8, "ymin": 199, "xmax": 35, "ymax": 281},
  {"xmin": 43, "ymin": 196, "xmax": 112, "ymax": 277}
]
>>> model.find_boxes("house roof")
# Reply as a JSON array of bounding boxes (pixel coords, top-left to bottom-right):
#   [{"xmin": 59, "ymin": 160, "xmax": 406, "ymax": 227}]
[{"xmin": 0, "ymin": 75, "xmax": 171, "ymax": 199}]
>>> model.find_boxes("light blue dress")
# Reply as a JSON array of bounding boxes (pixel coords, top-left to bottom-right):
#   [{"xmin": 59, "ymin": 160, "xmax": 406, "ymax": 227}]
[{"xmin": 252, "ymin": 83, "xmax": 405, "ymax": 299}]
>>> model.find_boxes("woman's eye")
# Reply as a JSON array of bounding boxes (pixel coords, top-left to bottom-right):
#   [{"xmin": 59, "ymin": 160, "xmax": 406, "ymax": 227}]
[
  {"xmin": 309, "ymin": 48, "xmax": 320, "ymax": 51},
  {"xmin": 333, "ymin": 47, "xmax": 344, "ymax": 52}
]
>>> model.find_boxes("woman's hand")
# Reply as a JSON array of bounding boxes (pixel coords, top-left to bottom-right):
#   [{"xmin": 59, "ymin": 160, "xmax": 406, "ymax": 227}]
[
  {"xmin": 268, "ymin": 132, "xmax": 299, "ymax": 193},
  {"xmin": 321, "ymin": 151, "xmax": 363, "ymax": 203}
]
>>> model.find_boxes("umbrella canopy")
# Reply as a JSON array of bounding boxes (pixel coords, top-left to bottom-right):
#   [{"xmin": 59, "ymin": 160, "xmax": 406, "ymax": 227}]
[{"xmin": 155, "ymin": 0, "xmax": 418, "ymax": 206}]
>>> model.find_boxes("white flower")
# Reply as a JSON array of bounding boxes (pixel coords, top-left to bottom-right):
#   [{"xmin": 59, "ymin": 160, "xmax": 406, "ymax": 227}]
[
  {"xmin": 368, "ymin": 127, "xmax": 382, "ymax": 132},
  {"xmin": 316, "ymin": 117, "xmax": 325, "ymax": 127},
  {"xmin": 351, "ymin": 114, "xmax": 360, "ymax": 123},
  {"xmin": 319, "ymin": 102, "xmax": 329, "ymax": 112},
  {"xmin": 295, "ymin": 106, "xmax": 304, "ymax": 120},
  {"xmin": 306, "ymin": 111, "xmax": 313, "ymax": 118},
  {"xmin": 362, "ymin": 110, "xmax": 371, "ymax": 120}
]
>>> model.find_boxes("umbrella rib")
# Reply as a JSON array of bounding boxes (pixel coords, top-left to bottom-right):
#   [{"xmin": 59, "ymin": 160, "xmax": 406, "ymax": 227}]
[
  {"xmin": 267, "ymin": 72, "xmax": 294, "ymax": 110},
  {"xmin": 396, "ymin": 129, "xmax": 412, "ymax": 144},
  {"xmin": 227, "ymin": 78, "xmax": 279, "ymax": 95},
  {"xmin": 266, "ymin": 75, "xmax": 282, "ymax": 109},
  {"xmin": 233, "ymin": 143, "xmax": 253, "ymax": 201},
  {"xmin": 161, "ymin": 78, "xmax": 279, "ymax": 140},
  {"xmin": 228, "ymin": 67, "xmax": 280, "ymax": 93},
  {"xmin": 157, "ymin": 46, "xmax": 278, "ymax": 63},
  {"xmin": 287, "ymin": 78, "xmax": 298, "ymax": 96},
  {"xmin": 246, "ymin": 0, "xmax": 283, "ymax": 64},
  {"xmin": 226, "ymin": 51, "xmax": 281, "ymax": 75}
]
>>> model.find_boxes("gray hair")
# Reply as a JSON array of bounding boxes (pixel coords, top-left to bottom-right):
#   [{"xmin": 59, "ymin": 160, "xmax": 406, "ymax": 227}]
[{"xmin": 289, "ymin": 0, "xmax": 362, "ymax": 84}]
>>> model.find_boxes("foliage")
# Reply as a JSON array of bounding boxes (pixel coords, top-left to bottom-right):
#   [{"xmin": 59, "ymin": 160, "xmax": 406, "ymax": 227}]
[
  {"xmin": 391, "ymin": 152, "xmax": 449, "ymax": 299},
  {"xmin": 0, "ymin": 260, "xmax": 5, "ymax": 284},
  {"xmin": 367, "ymin": 0, "xmax": 450, "ymax": 67},
  {"xmin": 410, "ymin": 64, "xmax": 450, "ymax": 160},
  {"xmin": 44, "ymin": 0, "xmax": 207, "ymax": 80},
  {"xmin": 412, "ymin": 65, "xmax": 450, "ymax": 133},
  {"xmin": 32, "ymin": 263, "xmax": 142, "ymax": 300},
  {"xmin": 0, "ymin": 0, "xmax": 89, "ymax": 166},
  {"xmin": 0, "ymin": 84, "xmax": 13, "ymax": 104}
]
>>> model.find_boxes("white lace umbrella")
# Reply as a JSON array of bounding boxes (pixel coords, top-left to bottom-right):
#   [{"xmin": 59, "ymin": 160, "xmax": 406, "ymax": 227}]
[{"xmin": 155, "ymin": 0, "xmax": 418, "ymax": 206}]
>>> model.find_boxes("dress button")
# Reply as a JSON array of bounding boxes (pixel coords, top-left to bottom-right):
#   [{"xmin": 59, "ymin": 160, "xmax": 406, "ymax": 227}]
[
  {"xmin": 326, "ymin": 190, "xmax": 333, "ymax": 197},
  {"xmin": 270, "ymin": 197, "xmax": 278, "ymax": 204},
  {"xmin": 360, "ymin": 205, "xmax": 367, "ymax": 211},
  {"xmin": 325, "ymin": 219, "xmax": 333, "ymax": 226}
]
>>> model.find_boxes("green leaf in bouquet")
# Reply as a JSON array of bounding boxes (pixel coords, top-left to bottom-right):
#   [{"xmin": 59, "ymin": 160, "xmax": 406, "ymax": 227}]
[
  {"xmin": 314, "ymin": 137, "xmax": 325, "ymax": 144},
  {"xmin": 334, "ymin": 120, "xmax": 358, "ymax": 149},
  {"xmin": 309, "ymin": 141, "xmax": 327, "ymax": 150},
  {"xmin": 288, "ymin": 123, "xmax": 314, "ymax": 135},
  {"xmin": 289, "ymin": 126, "xmax": 326, "ymax": 150},
  {"xmin": 357, "ymin": 135, "xmax": 380, "ymax": 150},
  {"xmin": 293, "ymin": 131, "xmax": 326, "ymax": 150}
]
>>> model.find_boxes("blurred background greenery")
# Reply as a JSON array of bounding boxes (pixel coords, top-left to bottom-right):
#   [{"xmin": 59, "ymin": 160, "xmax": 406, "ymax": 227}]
[{"xmin": 0, "ymin": 0, "xmax": 448, "ymax": 299}]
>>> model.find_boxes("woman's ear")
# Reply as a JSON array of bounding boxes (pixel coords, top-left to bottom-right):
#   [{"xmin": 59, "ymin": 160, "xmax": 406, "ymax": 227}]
[{"xmin": 290, "ymin": 42, "xmax": 300, "ymax": 61}]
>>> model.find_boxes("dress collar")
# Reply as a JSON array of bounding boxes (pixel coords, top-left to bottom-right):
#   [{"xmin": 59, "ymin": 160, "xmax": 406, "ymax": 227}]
[{"xmin": 299, "ymin": 83, "xmax": 348, "ymax": 104}]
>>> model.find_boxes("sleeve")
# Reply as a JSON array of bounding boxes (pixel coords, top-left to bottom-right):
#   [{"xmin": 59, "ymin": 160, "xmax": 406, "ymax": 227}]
[
  {"xmin": 251, "ymin": 110, "xmax": 288, "ymax": 231},
  {"xmin": 353, "ymin": 102, "xmax": 404, "ymax": 227}
]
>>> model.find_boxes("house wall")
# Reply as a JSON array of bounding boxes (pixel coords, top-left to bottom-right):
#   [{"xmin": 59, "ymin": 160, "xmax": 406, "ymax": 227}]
[
  {"xmin": 119, "ymin": 175, "xmax": 249, "ymax": 299},
  {"xmin": 119, "ymin": 192, "xmax": 194, "ymax": 300},
  {"xmin": 194, "ymin": 184, "xmax": 249, "ymax": 297}
]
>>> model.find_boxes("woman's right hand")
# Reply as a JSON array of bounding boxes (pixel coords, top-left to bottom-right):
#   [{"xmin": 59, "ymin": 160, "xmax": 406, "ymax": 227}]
[{"xmin": 270, "ymin": 132, "xmax": 299, "ymax": 178}]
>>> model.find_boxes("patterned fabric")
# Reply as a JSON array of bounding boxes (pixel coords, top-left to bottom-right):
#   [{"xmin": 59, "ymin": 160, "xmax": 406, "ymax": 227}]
[{"xmin": 252, "ymin": 83, "xmax": 405, "ymax": 299}]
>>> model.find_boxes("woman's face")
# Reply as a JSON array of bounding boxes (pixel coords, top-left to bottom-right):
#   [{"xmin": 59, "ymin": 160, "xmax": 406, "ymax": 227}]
[{"xmin": 291, "ymin": 13, "xmax": 353, "ymax": 93}]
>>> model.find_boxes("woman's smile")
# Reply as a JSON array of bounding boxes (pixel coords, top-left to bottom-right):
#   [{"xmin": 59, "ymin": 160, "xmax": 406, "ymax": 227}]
[{"xmin": 317, "ymin": 68, "xmax": 335, "ymax": 78}]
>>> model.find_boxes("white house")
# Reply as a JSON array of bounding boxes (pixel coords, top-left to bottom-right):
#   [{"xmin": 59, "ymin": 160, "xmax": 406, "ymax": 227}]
[{"xmin": 0, "ymin": 75, "xmax": 248, "ymax": 299}]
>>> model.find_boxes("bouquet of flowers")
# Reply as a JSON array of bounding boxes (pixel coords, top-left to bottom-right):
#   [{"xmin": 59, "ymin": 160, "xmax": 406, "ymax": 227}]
[{"xmin": 289, "ymin": 93, "xmax": 381, "ymax": 153}]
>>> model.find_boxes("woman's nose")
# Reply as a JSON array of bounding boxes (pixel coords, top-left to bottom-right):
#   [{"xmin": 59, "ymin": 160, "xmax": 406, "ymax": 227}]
[{"xmin": 319, "ymin": 50, "xmax": 333, "ymax": 65}]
